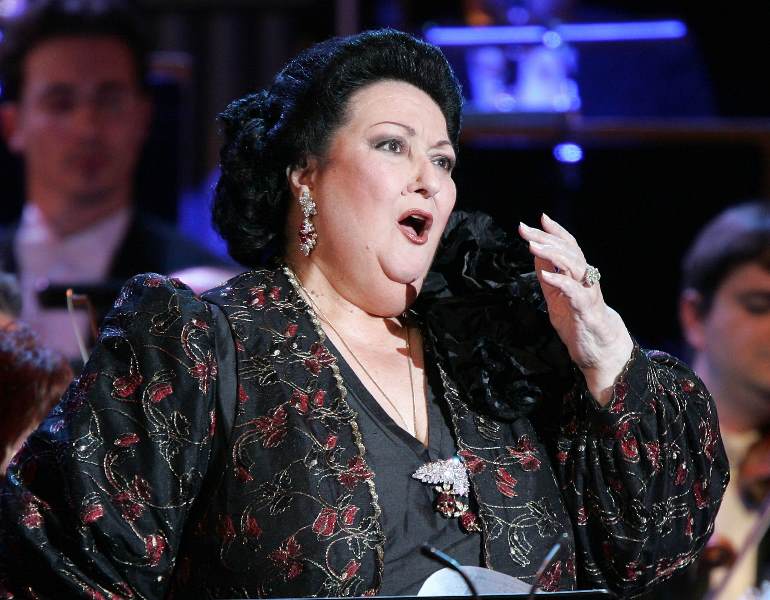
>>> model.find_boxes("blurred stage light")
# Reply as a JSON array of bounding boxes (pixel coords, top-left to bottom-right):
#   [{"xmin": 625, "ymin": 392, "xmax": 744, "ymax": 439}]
[
  {"xmin": 424, "ymin": 20, "xmax": 687, "ymax": 46},
  {"xmin": 553, "ymin": 143, "xmax": 584, "ymax": 163}
]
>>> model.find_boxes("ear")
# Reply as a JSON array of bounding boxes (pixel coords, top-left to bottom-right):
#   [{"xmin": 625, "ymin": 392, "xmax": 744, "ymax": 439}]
[
  {"xmin": 287, "ymin": 156, "xmax": 319, "ymax": 198},
  {"xmin": 679, "ymin": 289, "xmax": 707, "ymax": 351},
  {"xmin": 0, "ymin": 103, "xmax": 25, "ymax": 153}
]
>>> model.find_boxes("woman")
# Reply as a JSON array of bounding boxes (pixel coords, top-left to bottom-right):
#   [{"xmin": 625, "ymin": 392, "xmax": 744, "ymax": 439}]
[{"xmin": 0, "ymin": 29, "xmax": 727, "ymax": 598}]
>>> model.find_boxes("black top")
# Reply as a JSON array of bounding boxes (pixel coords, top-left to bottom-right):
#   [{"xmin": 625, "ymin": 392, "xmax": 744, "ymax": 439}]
[{"xmin": 329, "ymin": 340, "xmax": 483, "ymax": 595}]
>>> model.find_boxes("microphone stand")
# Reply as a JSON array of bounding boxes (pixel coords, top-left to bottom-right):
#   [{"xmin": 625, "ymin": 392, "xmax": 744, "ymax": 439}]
[{"xmin": 422, "ymin": 543, "xmax": 481, "ymax": 600}]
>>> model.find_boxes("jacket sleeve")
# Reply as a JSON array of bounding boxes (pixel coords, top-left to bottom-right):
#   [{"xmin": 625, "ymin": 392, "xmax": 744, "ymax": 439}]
[
  {"xmin": 0, "ymin": 274, "xmax": 221, "ymax": 599},
  {"xmin": 554, "ymin": 343, "xmax": 729, "ymax": 597}
]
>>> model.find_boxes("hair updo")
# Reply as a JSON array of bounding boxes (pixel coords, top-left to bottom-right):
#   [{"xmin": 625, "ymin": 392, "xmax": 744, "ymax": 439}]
[{"xmin": 212, "ymin": 29, "xmax": 463, "ymax": 267}]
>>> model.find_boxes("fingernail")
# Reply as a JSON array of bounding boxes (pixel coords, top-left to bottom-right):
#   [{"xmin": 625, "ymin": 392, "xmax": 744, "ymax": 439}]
[
  {"xmin": 519, "ymin": 221, "xmax": 530, "ymax": 230},
  {"xmin": 542, "ymin": 212, "xmax": 552, "ymax": 221}
]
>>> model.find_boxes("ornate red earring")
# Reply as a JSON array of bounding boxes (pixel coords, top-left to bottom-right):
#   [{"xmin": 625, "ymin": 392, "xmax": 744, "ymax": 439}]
[{"xmin": 298, "ymin": 188, "xmax": 317, "ymax": 256}]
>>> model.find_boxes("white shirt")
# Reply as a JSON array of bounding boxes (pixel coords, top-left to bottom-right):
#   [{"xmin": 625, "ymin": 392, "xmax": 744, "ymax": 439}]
[{"xmin": 15, "ymin": 203, "xmax": 132, "ymax": 360}]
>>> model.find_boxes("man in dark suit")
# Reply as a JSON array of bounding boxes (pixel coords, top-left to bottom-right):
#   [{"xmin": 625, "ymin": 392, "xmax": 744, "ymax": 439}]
[{"xmin": 0, "ymin": 0, "xmax": 228, "ymax": 360}]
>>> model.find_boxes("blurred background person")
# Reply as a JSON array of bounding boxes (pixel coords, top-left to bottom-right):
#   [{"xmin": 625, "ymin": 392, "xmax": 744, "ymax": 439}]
[
  {"xmin": 677, "ymin": 200, "xmax": 770, "ymax": 599},
  {"xmin": 0, "ymin": 310, "xmax": 72, "ymax": 476},
  {"xmin": 0, "ymin": 0, "xmax": 228, "ymax": 362},
  {"xmin": 0, "ymin": 272, "xmax": 21, "ymax": 327}
]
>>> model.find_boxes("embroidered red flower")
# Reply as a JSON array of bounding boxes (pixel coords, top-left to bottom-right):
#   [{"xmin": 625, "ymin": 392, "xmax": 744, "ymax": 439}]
[
  {"xmin": 576, "ymin": 506, "xmax": 588, "ymax": 526},
  {"xmin": 245, "ymin": 515, "xmax": 262, "ymax": 538},
  {"xmin": 81, "ymin": 503, "xmax": 104, "ymax": 524},
  {"xmin": 693, "ymin": 479, "xmax": 708, "ymax": 509},
  {"xmin": 148, "ymin": 382, "xmax": 173, "ymax": 403},
  {"xmin": 610, "ymin": 381, "xmax": 628, "ymax": 413},
  {"xmin": 460, "ymin": 510, "xmax": 481, "ymax": 533},
  {"xmin": 113, "ymin": 372, "xmax": 142, "ymax": 398},
  {"xmin": 253, "ymin": 406, "xmax": 288, "ymax": 448},
  {"xmin": 191, "ymin": 352, "xmax": 218, "ymax": 393},
  {"xmin": 113, "ymin": 492, "xmax": 144, "ymax": 521},
  {"xmin": 114, "ymin": 433, "xmax": 140, "ymax": 447},
  {"xmin": 304, "ymin": 343, "xmax": 335, "ymax": 376},
  {"xmin": 285, "ymin": 323, "xmax": 299, "ymax": 337},
  {"xmin": 236, "ymin": 466, "xmax": 254, "ymax": 482},
  {"xmin": 341, "ymin": 559, "xmax": 360, "ymax": 580},
  {"xmin": 681, "ymin": 379, "xmax": 696, "ymax": 393},
  {"xmin": 325, "ymin": 434, "xmax": 338, "ymax": 450},
  {"xmin": 506, "ymin": 435, "xmax": 541, "ymax": 471},
  {"xmin": 290, "ymin": 390, "xmax": 309, "ymax": 414},
  {"xmin": 684, "ymin": 513, "xmax": 694, "ymax": 539},
  {"xmin": 313, "ymin": 390, "xmax": 326, "ymax": 407},
  {"xmin": 337, "ymin": 456, "xmax": 373, "ymax": 490},
  {"xmin": 556, "ymin": 451, "xmax": 569, "ymax": 465},
  {"xmin": 458, "ymin": 450, "xmax": 486, "ymax": 474},
  {"xmin": 145, "ymin": 276, "xmax": 163, "ymax": 288},
  {"xmin": 269, "ymin": 536, "xmax": 303, "ymax": 581},
  {"xmin": 21, "ymin": 505, "xmax": 42, "ymax": 529},
  {"xmin": 674, "ymin": 462, "xmax": 688, "ymax": 486},
  {"xmin": 620, "ymin": 437, "xmax": 639, "ymax": 460},
  {"xmin": 238, "ymin": 385, "xmax": 249, "ymax": 404},
  {"xmin": 145, "ymin": 533, "xmax": 166, "ymax": 567},
  {"xmin": 495, "ymin": 468, "xmax": 518, "ymax": 497},
  {"xmin": 312, "ymin": 507, "xmax": 338, "ymax": 537},
  {"xmin": 249, "ymin": 287, "xmax": 266, "ymax": 308},
  {"xmin": 342, "ymin": 505, "xmax": 359, "ymax": 526},
  {"xmin": 537, "ymin": 560, "xmax": 562, "ymax": 592},
  {"xmin": 218, "ymin": 514, "xmax": 236, "ymax": 543}
]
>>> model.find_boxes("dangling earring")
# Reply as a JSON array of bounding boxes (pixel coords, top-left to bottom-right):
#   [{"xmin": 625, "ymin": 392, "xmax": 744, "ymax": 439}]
[{"xmin": 298, "ymin": 187, "xmax": 317, "ymax": 256}]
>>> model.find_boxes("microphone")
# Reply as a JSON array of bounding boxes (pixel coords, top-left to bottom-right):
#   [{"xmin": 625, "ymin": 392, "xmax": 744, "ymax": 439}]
[
  {"xmin": 528, "ymin": 532, "xmax": 569, "ymax": 599},
  {"xmin": 421, "ymin": 543, "xmax": 481, "ymax": 600}
]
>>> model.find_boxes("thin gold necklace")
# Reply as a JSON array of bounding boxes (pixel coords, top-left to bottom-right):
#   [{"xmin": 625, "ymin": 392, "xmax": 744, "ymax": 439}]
[{"xmin": 290, "ymin": 271, "xmax": 419, "ymax": 438}]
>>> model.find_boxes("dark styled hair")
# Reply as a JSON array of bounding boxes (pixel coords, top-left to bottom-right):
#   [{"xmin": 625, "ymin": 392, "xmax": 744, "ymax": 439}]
[
  {"xmin": 0, "ymin": 0, "xmax": 149, "ymax": 102},
  {"xmin": 681, "ymin": 200, "xmax": 770, "ymax": 314},
  {"xmin": 212, "ymin": 28, "xmax": 463, "ymax": 267}
]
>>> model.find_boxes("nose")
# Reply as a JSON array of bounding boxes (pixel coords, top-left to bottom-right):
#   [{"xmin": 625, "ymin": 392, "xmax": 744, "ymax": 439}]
[
  {"xmin": 406, "ymin": 156, "xmax": 440, "ymax": 199},
  {"xmin": 70, "ymin": 103, "xmax": 102, "ymax": 139}
]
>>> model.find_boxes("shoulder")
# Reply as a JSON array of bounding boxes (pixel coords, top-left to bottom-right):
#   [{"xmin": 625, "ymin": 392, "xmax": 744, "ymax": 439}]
[{"xmin": 111, "ymin": 213, "xmax": 232, "ymax": 278}]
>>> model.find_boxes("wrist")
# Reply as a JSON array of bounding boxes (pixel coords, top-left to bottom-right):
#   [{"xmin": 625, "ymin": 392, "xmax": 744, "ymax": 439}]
[{"xmin": 581, "ymin": 328, "xmax": 634, "ymax": 407}]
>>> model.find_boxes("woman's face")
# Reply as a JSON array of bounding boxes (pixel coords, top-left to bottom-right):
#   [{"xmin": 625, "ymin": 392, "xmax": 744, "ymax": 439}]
[{"xmin": 293, "ymin": 80, "xmax": 457, "ymax": 316}]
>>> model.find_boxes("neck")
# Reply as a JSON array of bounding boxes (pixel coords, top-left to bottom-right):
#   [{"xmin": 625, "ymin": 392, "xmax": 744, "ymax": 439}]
[
  {"xmin": 694, "ymin": 353, "xmax": 770, "ymax": 433},
  {"xmin": 28, "ymin": 184, "xmax": 131, "ymax": 238},
  {"xmin": 286, "ymin": 258, "xmax": 400, "ymax": 342}
]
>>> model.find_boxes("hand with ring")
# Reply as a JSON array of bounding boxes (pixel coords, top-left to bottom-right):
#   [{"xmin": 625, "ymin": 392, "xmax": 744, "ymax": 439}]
[{"xmin": 518, "ymin": 214, "xmax": 634, "ymax": 405}]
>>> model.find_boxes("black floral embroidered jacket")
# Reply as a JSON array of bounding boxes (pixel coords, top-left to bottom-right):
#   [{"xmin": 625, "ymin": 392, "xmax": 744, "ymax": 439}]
[{"xmin": 0, "ymin": 223, "xmax": 728, "ymax": 599}]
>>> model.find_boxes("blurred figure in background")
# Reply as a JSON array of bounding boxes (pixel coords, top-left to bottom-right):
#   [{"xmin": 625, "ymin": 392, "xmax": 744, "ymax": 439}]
[
  {"xmin": 0, "ymin": 0, "xmax": 227, "ymax": 362},
  {"xmin": 678, "ymin": 200, "xmax": 770, "ymax": 599},
  {"xmin": 0, "ymin": 272, "xmax": 21, "ymax": 327},
  {"xmin": 0, "ymin": 321, "xmax": 72, "ymax": 476}
]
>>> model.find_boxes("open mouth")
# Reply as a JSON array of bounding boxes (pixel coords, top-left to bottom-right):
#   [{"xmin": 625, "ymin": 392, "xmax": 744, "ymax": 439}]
[{"xmin": 397, "ymin": 209, "xmax": 433, "ymax": 244}]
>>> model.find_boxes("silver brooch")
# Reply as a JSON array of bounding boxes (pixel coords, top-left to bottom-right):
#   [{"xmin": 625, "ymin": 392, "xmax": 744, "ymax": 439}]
[{"xmin": 412, "ymin": 457, "xmax": 470, "ymax": 497}]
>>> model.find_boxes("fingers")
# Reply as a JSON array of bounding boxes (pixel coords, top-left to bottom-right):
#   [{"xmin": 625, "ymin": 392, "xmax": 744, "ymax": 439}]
[
  {"xmin": 540, "ymin": 213, "xmax": 576, "ymax": 245},
  {"xmin": 519, "ymin": 217, "xmax": 586, "ymax": 281},
  {"xmin": 539, "ymin": 270, "xmax": 595, "ymax": 309}
]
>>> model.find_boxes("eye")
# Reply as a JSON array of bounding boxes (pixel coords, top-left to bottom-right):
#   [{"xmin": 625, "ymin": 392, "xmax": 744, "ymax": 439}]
[
  {"xmin": 432, "ymin": 155, "xmax": 455, "ymax": 172},
  {"xmin": 375, "ymin": 138, "xmax": 405, "ymax": 153}
]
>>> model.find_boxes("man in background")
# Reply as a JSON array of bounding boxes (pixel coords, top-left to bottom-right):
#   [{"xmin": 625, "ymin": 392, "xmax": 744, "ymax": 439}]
[
  {"xmin": 678, "ymin": 200, "xmax": 770, "ymax": 599},
  {"xmin": 0, "ymin": 0, "xmax": 227, "ymax": 361}
]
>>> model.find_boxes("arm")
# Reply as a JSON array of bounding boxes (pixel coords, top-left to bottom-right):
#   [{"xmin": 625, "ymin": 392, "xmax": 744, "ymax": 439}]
[
  {"xmin": 0, "ymin": 274, "xmax": 220, "ymax": 599},
  {"xmin": 555, "ymin": 344, "xmax": 728, "ymax": 596}
]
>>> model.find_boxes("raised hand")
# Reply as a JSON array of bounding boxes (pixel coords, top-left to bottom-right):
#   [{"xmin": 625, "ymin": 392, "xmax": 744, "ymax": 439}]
[{"xmin": 518, "ymin": 213, "xmax": 634, "ymax": 406}]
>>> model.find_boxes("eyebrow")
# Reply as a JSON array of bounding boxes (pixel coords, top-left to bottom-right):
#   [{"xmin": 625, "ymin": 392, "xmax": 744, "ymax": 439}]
[{"xmin": 370, "ymin": 120, "xmax": 454, "ymax": 151}]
